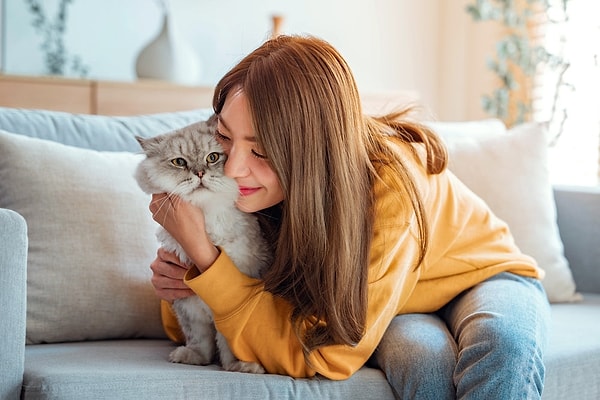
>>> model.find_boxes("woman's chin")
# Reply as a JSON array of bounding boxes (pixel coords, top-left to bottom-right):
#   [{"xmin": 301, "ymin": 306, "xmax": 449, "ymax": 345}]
[{"xmin": 235, "ymin": 199, "xmax": 255, "ymax": 213}]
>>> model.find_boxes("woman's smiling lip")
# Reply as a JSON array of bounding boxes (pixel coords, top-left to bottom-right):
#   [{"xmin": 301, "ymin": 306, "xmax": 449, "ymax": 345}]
[{"xmin": 238, "ymin": 186, "xmax": 260, "ymax": 196}]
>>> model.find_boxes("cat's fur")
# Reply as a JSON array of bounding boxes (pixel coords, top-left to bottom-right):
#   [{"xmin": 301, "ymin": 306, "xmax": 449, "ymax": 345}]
[{"xmin": 135, "ymin": 118, "xmax": 270, "ymax": 374}]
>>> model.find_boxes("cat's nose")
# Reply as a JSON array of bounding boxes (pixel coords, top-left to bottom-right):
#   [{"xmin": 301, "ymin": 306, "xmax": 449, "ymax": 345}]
[{"xmin": 197, "ymin": 170, "xmax": 204, "ymax": 178}]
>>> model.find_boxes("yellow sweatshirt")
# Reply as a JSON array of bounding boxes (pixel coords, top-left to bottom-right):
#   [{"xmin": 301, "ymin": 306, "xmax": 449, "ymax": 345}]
[{"xmin": 161, "ymin": 140, "xmax": 543, "ymax": 380}]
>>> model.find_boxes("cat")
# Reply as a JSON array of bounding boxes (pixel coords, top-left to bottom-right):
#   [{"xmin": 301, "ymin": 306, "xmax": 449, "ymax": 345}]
[{"xmin": 134, "ymin": 117, "xmax": 271, "ymax": 374}]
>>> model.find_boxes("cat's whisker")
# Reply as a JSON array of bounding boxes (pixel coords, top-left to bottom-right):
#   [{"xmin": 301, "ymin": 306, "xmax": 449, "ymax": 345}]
[
  {"xmin": 150, "ymin": 195, "xmax": 174, "ymax": 227},
  {"xmin": 149, "ymin": 196, "xmax": 170, "ymax": 214},
  {"xmin": 169, "ymin": 193, "xmax": 184, "ymax": 209}
]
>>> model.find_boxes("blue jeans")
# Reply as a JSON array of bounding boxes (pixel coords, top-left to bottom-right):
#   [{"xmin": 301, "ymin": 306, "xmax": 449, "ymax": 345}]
[{"xmin": 371, "ymin": 272, "xmax": 551, "ymax": 400}]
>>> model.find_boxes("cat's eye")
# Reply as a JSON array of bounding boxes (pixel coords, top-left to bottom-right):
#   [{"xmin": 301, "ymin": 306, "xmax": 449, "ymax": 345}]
[
  {"xmin": 171, "ymin": 158, "xmax": 187, "ymax": 168},
  {"xmin": 205, "ymin": 152, "xmax": 220, "ymax": 164}
]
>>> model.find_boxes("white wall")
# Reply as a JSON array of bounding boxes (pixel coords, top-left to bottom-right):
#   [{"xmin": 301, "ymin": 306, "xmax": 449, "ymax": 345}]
[
  {"xmin": 1, "ymin": 0, "xmax": 498, "ymax": 121},
  {"xmin": 437, "ymin": 0, "xmax": 500, "ymax": 121}
]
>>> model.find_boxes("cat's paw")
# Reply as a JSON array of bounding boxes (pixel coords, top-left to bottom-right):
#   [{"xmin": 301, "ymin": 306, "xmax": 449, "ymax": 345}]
[
  {"xmin": 224, "ymin": 360, "xmax": 266, "ymax": 374},
  {"xmin": 169, "ymin": 345, "xmax": 212, "ymax": 365}
]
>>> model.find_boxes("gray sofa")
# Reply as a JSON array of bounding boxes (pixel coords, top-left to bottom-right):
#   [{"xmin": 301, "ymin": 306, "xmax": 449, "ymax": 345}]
[{"xmin": 1, "ymin": 106, "xmax": 599, "ymax": 400}]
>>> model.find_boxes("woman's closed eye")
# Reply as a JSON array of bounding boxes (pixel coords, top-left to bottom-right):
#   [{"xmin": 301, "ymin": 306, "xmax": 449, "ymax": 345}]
[
  {"xmin": 215, "ymin": 130, "xmax": 230, "ymax": 142},
  {"xmin": 251, "ymin": 149, "xmax": 267, "ymax": 159},
  {"xmin": 216, "ymin": 129, "xmax": 267, "ymax": 159}
]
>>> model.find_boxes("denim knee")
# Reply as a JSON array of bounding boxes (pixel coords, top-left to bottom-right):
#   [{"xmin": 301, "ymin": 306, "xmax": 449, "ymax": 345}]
[
  {"xmin": 453, "ymin": 310, "xmax": 545, "ymax": 396},
  {"xmin": 373, "ymin": 314, "xmax": 457, "ymax": 400},
  {"xmin": 444, "ymin": 273, "xmax": 550, "ymax": 399}
]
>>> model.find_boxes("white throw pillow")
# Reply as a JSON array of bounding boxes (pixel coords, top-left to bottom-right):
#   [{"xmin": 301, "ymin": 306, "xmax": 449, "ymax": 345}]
[
  {"xmin": 435, "ymin": 121, "xmax": 579, "ymax": 303},
  {"xmin": 0, "ymin": 129, "xmax": 165, "ymax": 344},
  {"xmin": 427, "ymin": 118, "xmax": 508, "ymax": 138}
]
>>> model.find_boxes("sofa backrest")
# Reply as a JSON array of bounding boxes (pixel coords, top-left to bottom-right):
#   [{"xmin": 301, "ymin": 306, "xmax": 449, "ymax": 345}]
[
  {"xmin": 0, "ymin": 107, "xmax": 580, "ymax": 345},
  {"xmin": 0, "ymin": 106, "xmax": 213, "ymax": 151}
]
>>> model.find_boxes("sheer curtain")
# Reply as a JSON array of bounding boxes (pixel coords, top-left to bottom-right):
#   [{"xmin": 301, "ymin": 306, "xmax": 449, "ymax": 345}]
[{"xmin": 534, "ymin": 0, "xmax": 600, "ymax": 186}]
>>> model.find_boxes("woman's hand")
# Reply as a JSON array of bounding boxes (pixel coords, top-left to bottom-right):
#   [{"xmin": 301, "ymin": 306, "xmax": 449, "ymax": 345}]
[
  {"xmin": 149, "ymin": 193, "xmax": 220, "ymax": 272},
  {"xmin": 150, "ymin": 247, "xmax": 195, "ymax": 303}
]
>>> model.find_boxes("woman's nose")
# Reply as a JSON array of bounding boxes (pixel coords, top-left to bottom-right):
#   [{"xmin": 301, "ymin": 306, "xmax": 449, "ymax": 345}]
[{"xmin": 224, "ymin": 148, "xmax": 250, "ymax": 178}]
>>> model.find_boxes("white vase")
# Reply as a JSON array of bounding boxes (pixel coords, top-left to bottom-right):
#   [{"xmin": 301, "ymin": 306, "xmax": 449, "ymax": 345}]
[{"xmin": 135, "ymin": 13, "xmax": 201, "ymax": 85}]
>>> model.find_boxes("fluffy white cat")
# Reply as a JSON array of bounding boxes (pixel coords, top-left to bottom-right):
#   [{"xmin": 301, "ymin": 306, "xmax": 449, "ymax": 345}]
[{"xmin": 135, "ymin": 118, "xmax": 270, "ymax": 374}]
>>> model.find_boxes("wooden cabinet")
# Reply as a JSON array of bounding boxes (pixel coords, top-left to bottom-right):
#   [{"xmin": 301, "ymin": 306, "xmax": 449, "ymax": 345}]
[
  {"xmin": 0, "ymin": 74, "xmax": 215, "ymax": 115},
  {"xmin": 0, "ymin": 74, "xmax": 418, "ymax": 116},
  {"xmin": 0, "ymin": 75, "xmax": 93, "ymax": 113},
  {"xmin": 94, "ymin": 80, "xmax": 214, "ymax": 115}
]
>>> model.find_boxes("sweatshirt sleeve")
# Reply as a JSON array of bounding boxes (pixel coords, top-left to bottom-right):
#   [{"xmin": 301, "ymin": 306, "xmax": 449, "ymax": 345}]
[
  {"xmin": 163, "ymin": 165, "xmax": 422, "ymax": 380},
  {"xmin": 161, "ymin": 301, "xmax": 185, "ymax": 344}
]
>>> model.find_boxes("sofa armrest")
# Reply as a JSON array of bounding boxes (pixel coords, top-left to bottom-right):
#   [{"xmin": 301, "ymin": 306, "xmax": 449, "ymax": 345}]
[
  {"xmin": 0, "ymin": 208, "xmax": 27, "ymax": 400},
  {"xmin": 554, "ymin": 185, "xmax": 600, "ymax": 294}
]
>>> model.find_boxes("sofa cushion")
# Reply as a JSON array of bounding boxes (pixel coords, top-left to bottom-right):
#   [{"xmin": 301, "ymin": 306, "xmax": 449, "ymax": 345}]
[
  {"xmin": 22, "ymin": 340, "xmax": 395, "ymax": 400},
  {"xmin": 543, "ymin": 293, "xmax": 600, "ymax": 399},
  {"xmin": 21, "ymin": 296, "xmax": 600, "ymax": 400},
  {"xmin": 0, "ymin": 129, "xmax": 166, "ymax": 343}
]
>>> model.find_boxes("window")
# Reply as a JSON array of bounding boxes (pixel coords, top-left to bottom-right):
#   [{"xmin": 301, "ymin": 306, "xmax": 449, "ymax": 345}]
[{"xmin": 534, "ymin": 0, "xmax": 600, "ymax": 186}]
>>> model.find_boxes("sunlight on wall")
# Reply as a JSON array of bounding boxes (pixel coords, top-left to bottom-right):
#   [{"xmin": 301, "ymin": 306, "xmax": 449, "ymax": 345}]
[{"xmin": 536, "ymin": 0, "xmax": 600, "ymax": 186}]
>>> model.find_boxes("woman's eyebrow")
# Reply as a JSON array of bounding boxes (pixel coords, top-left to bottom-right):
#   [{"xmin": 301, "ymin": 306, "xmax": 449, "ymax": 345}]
[
  {"xmin": 217, "ymin": 116, "xmax": 257, "ymax": 142},
  {"xmin": 217, "ymin": 115, "xmax": 231, "ymax": 132}
]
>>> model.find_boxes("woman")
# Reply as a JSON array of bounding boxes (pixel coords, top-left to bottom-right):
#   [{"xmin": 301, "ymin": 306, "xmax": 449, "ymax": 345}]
[{"xmin": 149, "ymin": 35, "xmax": 550, "ymax": 399}]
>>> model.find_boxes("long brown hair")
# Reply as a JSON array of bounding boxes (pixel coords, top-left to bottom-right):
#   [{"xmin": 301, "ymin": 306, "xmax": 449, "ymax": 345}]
[{"xmin": 213, "ymin": 35, "xmax": 447, "ymax": 361}]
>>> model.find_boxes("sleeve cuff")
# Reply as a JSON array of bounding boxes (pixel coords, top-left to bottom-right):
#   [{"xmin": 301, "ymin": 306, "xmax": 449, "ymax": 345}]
[{"xmin": 183, "ymin": 248, "xmax": 263, "ymax": 319}]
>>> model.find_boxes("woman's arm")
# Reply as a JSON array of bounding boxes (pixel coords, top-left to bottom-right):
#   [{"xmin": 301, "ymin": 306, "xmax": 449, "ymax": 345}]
[
  {"xmin": 151, "ymin": 174, "xmax": 420, "ymax": 379},
  {"xmin": 177, "ymin": 214, "xmax": 420, "ymax": 380},
  {"xmin": 158, "ymin": 167, "xmax": 420, "ymax": 379},
  {"xmin": 149, "ymin": 193, "xmax": 219, "ymax": 272}
]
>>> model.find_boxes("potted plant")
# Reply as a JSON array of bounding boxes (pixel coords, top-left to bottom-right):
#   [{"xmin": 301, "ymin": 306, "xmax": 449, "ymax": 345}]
[
  {"xmin": 466, "ymin": 0, "xmax": 569, "ymax": 128},
  {"xmin": 25, "ymin": 0, "xmax": 89, "ymax": 77}
]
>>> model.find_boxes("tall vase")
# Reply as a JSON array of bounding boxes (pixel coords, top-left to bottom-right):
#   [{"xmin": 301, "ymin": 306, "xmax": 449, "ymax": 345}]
[{"xmin": 135, "ymin": 12, "xmax": 201, "ymax": 85}]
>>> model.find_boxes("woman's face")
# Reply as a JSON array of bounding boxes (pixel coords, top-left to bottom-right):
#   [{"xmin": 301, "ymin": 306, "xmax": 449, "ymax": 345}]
[{"xmin": 215, "ymin": 90, "xmax": 284, "ymax": 213}]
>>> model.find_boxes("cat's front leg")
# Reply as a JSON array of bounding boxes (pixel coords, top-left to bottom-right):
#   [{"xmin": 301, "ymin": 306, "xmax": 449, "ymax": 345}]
[
  {"xmin": 169, "ymin": 328, "xmax": 216, "ymax": 365},
  {"xmin": 169, "ymin": 298, "xmax": 216, "ymax": 365},
  {"xmin": 216, "ymin": 331, "xmax": 266, "ymax": 374}
]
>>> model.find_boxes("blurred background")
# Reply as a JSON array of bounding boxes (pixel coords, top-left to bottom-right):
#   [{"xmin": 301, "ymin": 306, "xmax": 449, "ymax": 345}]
[
  {"xmin": 0, "ymin": 0, "xmax": 598, "ymax": 185},
  {"xmin": 0, "ymin": 0, "xmax": 507, "ymax": 121}
]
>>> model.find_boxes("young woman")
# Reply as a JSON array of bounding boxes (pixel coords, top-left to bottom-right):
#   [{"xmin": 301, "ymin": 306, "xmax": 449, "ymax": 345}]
[{"xmin": 149, "ymin": 35, "xmax": 550, "ymax": 399}]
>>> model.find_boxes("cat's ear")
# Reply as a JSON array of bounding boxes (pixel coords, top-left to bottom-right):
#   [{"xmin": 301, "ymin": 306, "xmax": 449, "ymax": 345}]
[
  {"xmin": 136, "ymin": 135, "xmax": 161, "ymax": 153},
  {"xmin": 207, "ymin": 113, "xmax": 218, "ymax": 127},
  {"xmin": 135, "ymin": 136, "xmax": 146, "ymax": 149}
]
